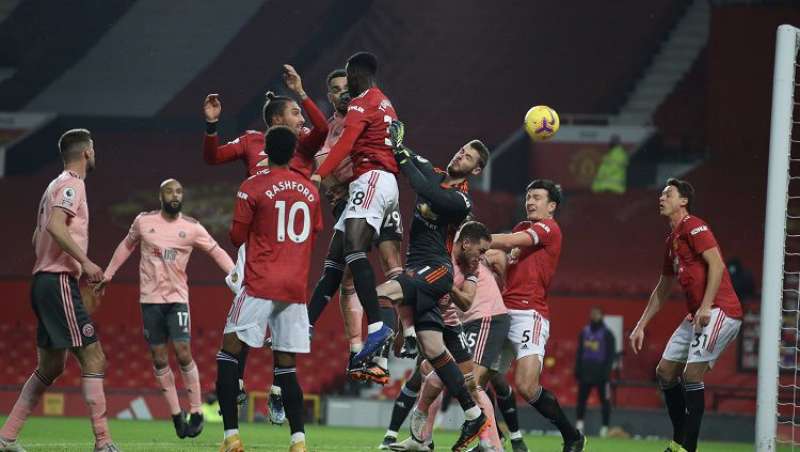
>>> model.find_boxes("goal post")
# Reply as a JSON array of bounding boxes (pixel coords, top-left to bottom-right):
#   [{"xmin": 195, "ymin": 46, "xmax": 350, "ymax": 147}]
[{"xmin": 757, "ymin": 24, "xmax": 800, "ymax": 452}]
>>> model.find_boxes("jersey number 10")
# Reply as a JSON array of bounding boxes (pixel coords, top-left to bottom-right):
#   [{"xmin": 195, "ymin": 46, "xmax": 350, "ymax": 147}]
[{"xmin": 275, "ymin": 200, "xmax": 311, "ymax": 243}]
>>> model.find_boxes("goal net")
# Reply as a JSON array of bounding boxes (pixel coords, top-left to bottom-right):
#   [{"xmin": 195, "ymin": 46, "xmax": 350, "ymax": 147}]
[{"xmin": 757, "ymin": 24, "xmax": 800, "ymax": 452}]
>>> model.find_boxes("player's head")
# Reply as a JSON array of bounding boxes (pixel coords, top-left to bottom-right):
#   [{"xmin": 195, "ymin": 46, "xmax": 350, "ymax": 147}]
[
  {"xmin": 262, "ymin": 91, "xmax": 305, "ymax": 135},
  {"xmin": 590, "ymin": 306, "xmax": 604, "ymax": 324},
  {"xmin": 660, "ymin": 178, "xmax": 694, "ymax": 217},
  {"xmin": 58, "ymin": 128, "xmax": 95, "ymax": 172},
  {"xmin": 345, "ymin": 51, "xmax": 378, "ymax": 97},
  {"xmin": 447, "ymin": 140, "xmax": 489, "ymax": 178},
  {"xmin": 326, "ymin": 68, "xmax": 349, "ymax": 115},
  {"xmin": 264, "ymin": 125, "xmax": 298, "ymax": 167},
  {"xmin": 159, "ymin": 178, "xmax": 184, "ymax": 215},
  {"xmin": 454, "ymin": 221, "xmax": 492, "ymax": 271},
  {"xmin": 525, "ymin": 179, "xmax": 561, "ymax": 221}
]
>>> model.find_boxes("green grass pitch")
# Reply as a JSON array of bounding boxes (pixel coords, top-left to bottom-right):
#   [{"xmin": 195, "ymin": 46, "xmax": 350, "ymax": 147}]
[{"xmin": 1, "ymin": 416, "xmax": 766, "ymax": 451}]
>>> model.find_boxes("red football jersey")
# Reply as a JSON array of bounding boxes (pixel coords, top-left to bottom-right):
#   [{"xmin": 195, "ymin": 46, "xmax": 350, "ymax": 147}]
[
  {"xmin": 202, "ymin": 97, "xmax": 327, "ymax": 178},
  {"xmin": 662, "ymin": 215, "xmax": 742, "ymax": 318},
  {"xmin": 315, "ymin": 87, "xmax": 399, "ymax": 180},
  {"xmin": 502, "ymin": 219, "xmax": 563, "ymax": 318},
  {"xmin": 233, "ymin": 167, "xmax": 323, "ymax": 303}
]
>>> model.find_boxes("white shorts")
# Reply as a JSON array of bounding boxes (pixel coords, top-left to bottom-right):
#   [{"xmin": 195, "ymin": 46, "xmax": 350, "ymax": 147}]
[
  {"xmin": 223, "ymin": 291, "xmax": 310, "ymax": 353},
  {"xmin": 661, "ymin": 308, "xmax": 741, "ymax": 368},
  {"xmin": 497, "ymin": 309, "xmax": 550, "ymax": 372},
  {"xmin": 225, "ymin": 244, "xmax": 246, "ymax": 295},
  {"xmin": 334, "ymin": 170, "xmax": 399, "ymax": 236}
]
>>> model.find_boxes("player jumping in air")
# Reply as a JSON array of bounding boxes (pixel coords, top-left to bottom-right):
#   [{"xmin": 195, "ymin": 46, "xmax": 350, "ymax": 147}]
[
  {"xmin": 216, "ymin": 126, "xmax": 323, "ymax": 452},
  {"xmin": 490, "ymin": 179, "xmax": 587, "ymax": 452},
  {"xmin": 100, "ymin": 179, "xmax": 235, "ymax": 439},
  {"xmin": 629, "ymin": 178, "xmax": 742, "ymax": 452},
  {"xmin": 311, "ymin": 52, "xmax": 401, "ymax": 367},
  {"xmin": 0, "ymin": 129, "xmax": 120, "ymax": 452},
  {"xmin": 308, "ymin": 68, "xmax": 406, "ymax": 385},
  {"xmin": 375, "ymin": 121, "xmax": 490, "ymax": 451}
]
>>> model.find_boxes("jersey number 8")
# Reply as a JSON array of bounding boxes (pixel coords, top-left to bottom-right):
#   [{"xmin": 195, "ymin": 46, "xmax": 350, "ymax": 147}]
[{"xmin": 275, "ymin": 200, "xmax": 311, "ymax": 243}]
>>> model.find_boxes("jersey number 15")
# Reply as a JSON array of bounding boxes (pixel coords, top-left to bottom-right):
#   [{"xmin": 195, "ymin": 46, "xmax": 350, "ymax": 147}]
[{"xmin": 275, "ymin": 200, "xmax": 311, "ymax": 243}]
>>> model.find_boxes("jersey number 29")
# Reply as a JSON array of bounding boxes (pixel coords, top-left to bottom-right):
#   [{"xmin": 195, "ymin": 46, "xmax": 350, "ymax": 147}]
[{"xmin": 275, "ymin": 200, "xmax": 311, "ymax": 243}]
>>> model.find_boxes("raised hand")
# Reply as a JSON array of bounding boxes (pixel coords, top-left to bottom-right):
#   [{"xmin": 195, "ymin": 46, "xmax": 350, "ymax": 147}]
[
  {"xmin": 203, "ymin": 94, "xmax": 221, "ymax": 122},
  {"xmin": 283, "ymin": 64, "xmax": 307, "ymax": 99}
]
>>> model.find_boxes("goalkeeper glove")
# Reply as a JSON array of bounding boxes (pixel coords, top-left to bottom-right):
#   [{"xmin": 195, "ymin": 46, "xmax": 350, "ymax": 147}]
[
  {"xmin": 394, "ymin": 146, "xmax": 412, "ymax": 165},
  {"xmin": 388, "ymin": 120, "xmax": 405, "ymax": 150}
]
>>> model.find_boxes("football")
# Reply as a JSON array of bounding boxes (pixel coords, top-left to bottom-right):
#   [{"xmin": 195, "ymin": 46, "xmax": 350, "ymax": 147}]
[{"xmin": 524, "ymin": 105, "xmax": 560, "ymax": 141}]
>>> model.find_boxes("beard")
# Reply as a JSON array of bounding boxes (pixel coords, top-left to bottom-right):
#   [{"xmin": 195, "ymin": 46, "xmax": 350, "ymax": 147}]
[
  {"xmin": 447, "ymin": 164, "xmax": 469, "ymax": 179},
  {"xmin": 163, "ymin": 201, "xmax": 182, "ymax": 215}
]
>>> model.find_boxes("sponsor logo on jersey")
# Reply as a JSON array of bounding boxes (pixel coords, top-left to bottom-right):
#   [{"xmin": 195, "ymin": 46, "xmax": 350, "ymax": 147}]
[{"xmin": 690, "ymin": 225, "xmax": 709, "ymax": 236}]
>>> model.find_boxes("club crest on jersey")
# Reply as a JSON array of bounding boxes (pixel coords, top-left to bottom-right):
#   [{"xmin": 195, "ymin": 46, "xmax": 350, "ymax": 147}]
[
  {"xmin": 82, "ymin": 323, "xmax": 95, "ymax": 337},
  {"xmin": 179, "ymin": 231, "xmax": 186, "ymax": 238},
  {"xmin": 417, "ymin": 203, "xmax": 438, "ymax": 222}
]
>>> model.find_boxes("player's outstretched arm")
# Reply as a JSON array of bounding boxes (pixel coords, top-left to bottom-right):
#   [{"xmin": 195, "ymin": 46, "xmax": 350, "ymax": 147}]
[
  {"xmin": 395, "ymin": 149, "xmax": 470, "ymax": 218},
  {"xmin": 630, "ymin": 274, "xmax": 674, "ymax": 354},
  {"xmin": 489, "ymin": 232, "xmax": 533, "ymax": 252},
  {"xmin": 297, "ymin": 97, "xmax": 329, "ymax": 159},
  {"xmin": 102, "ymin": 236, "xmax": 136, "ymax": 283},
  {"xmin": 315, "ymin": 120, "xmax": 367, "ymax": 178},
  {"xmin": 202, "ymin": 94, "xmax": 246, "ymax": 165},
  {"xmin": 195, "ymin": 225, "xmax": 235, "ymax": 274},
  {"xmin": 46, "ymin": 207, "xmax": 103, "ymax": 283}
]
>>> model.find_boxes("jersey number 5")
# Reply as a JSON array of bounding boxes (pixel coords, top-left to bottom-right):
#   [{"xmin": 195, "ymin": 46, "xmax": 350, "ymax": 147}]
[{"xmin": 275, "ymin": 200, "xmax": 311, "ymax": 243}]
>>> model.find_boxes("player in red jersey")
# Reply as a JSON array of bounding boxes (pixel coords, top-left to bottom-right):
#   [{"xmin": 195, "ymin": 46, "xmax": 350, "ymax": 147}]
[
  {"xmin": 310, "ymin": 52, "xmax": 401, "ymax": 365},
  {"xmin": 307, "ymin": 67, "xmax": 406, "ymax": 384},
  {"xmin": 202, "ymin": 64, "xmax": 327, "ymax": 408},
  {"xmin": 216, "ymin": 126, "xmax": 323, "ymax": 452},
  {"xmin": 491, "ymin": 179, "xmax": 586, "ymax": 452},
  {"xmin": 0, "ymin": 129, "xmax": 120, "ymax": 452},
  {"xmin": 629, "ymin": 179, "xmax": 742, "ymax": 452},
  {"xmin": 202, "ymin": 64, "xmax": 328, "ymax": 178}
]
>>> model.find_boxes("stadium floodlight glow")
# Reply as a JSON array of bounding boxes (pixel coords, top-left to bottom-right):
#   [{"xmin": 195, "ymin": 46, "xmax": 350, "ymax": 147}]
[{"xmin": 757, "ymin": 23, "xmax": 800, "ymax": 452}]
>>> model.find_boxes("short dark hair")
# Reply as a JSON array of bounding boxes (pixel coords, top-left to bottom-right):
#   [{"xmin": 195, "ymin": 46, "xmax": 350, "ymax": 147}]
[
  {"xmin": 262, "ymin": 91, "xmax": 295, "ymax": 126},
  {"xmin": 467, "ymin": 140, "xmax": 490, "ymax": 169},
  {"xmin": 667, "ymin": 178, "xmax": 695, "ymax": 212},
  {"xmin": 346, "ymin": 52, "xmax": 378, "ymax": 76},
  {"xmin": 456, "ymin": 221, "xmax": 491, "ymax": 244},
  {"xmin": 58, "ymin": 128, "xmax": 92, "ymax": 161},
  {"xmin": 526, "ymin": 179, "xmax": 562, "ymax": 207},
  {"xmin": 264, "ymin": 126, "xmax": 297, "ymax": 166},
  {"xmin": 326, "ymin": 69, "xmax": 347, "ymax": 88}
]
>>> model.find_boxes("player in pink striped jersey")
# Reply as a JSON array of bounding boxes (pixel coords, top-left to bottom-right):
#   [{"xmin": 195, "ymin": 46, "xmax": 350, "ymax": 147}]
[
  {"xmin": 390, "ymin": 221, "xmax": 505, "ymax": 451},
  {"xmin": 101, "ymin": 179, "xmax": 234, "ymax": 439},
  {"xmin": 0, "ymin": 129, "xmax": 120, "ymax": 452}
]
